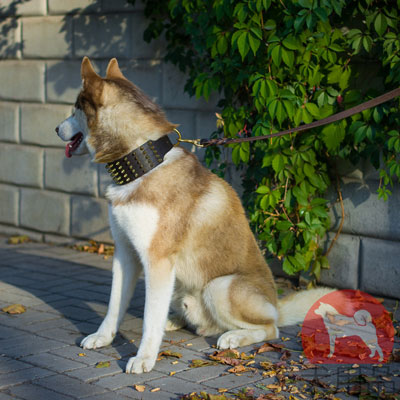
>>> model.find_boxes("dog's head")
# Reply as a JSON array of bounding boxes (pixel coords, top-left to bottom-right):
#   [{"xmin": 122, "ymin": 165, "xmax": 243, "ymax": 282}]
[{"xmin": 56, "ymin": 57, "xmax": 177, "ymax": 163}]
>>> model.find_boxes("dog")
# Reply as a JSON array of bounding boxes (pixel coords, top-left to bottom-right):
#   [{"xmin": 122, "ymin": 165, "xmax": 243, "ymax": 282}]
[
  {"xmin": 314, "ymin": 302, "xmax": 384, "ymax": 361},
  {"xmin": 55, "ymin": 57, "xmax": 332, "ymax": 374}
]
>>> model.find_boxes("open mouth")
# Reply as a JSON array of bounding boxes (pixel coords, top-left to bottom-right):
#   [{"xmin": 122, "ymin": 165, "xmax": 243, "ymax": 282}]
[{"xmin": 65, "ymin": 132, "xmax": 84, "ymax": 158}]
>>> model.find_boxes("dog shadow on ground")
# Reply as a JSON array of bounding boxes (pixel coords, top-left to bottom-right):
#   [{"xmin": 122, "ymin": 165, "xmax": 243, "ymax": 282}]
[{"xmin": 0, "ymin": 243, "xmax": 219, "ymax": 375}]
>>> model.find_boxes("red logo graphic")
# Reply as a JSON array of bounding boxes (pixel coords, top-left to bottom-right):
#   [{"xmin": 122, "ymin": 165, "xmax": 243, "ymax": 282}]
[{"xmin": 301, "ymin": 290, "xmax": 394, "ymax": 364}]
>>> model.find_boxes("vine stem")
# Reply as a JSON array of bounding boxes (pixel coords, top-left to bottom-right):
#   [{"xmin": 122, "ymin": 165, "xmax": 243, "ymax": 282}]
[{"xmin": 325, "ymin": 174, "xmax": 344, "ymax": 256}]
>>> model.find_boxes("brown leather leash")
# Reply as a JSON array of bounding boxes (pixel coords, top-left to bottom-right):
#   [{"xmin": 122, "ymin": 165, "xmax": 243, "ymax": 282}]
[{"xmin": 176, "ymin": 87, "xmax": 400, "ymax": 148}]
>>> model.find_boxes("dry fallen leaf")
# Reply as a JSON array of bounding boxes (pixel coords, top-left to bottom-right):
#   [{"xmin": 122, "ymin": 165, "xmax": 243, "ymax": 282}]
[
  {"xmin": 150, "ymin": 388, "xmax": 160, "ymax": 392},
  {"xmin": 95, "ymin": 361, "xmax": 110, "ymax": 368},
  {"xmin": 169, "ymin": 371, "xmax": 176, "ymax": 376},
  {"xmin": 134, "ymin": 384, "xmax": 145, "ymax": 392},
  {"xmin": 171, "ymin": 361, "xmax": 179, "ymax": 365},
  {"xmin": 158, "ymin": 350, "xmax": 182, "ymax": 359},
  {"xmin": 189, "ymin": 359, "xmax": 219, "ymax": 368},
  {"xmin": 78, "ymin": 353, "xmax": 86, "ymax": 357},
  {"xmin": 227, "ymin": 364, "xmax": 247, "ymax": 374},
  {"xmin": 2, "ymin": 304, "xmax": 26, "ymax": 314},
  {"xmin": 7, "ymin": 235, "xmax": 30, "ymax": 245},
  {"xmin": 218, "ymin": 388, "xmax": 228, "ymax": 393}
]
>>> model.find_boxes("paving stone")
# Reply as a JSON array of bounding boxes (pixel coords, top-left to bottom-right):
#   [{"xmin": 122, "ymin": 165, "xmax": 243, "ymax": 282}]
[
  {"xmin": 50, "ymin": 346, "xmax": 116, "ymax": 366},
  {"xmin": 21, "ymin": 352, "xmax": 85, "ymax": 373},
  {"xmin": 34, "ymin": 374, "xmax": 106, "ymax": 398},
  {"xmin": 95, "ymin": 369, "xmax": 166, "ymax": 390},
  {"xmin": 22, "ymin": 16, "xmax": 72, "ymax": 58},
  {"xmin": 8, "ymin": 383, "xmax": 74, "ymax": 400},
  {"xmin": 0, "ymin": 359, "xmax": 32, "ymax": 374},
  {"xmin": 0, "ymin": 367, "xmax": 54, "ymax": 389},
  {"xmin": 174, "ymin": 364, "xmax": 227, "ymax": 383},
  {"xmin": 83, "ymin": 391, "xmax": 133, "ymax": 400},
  {"xmin": 0, "ymin": 61, "xmax": 45, "ymax": 102},
  {"xmin": 65, "ymin": 360, "xmax": 122, "ymax": 382},
  {"xmin": 0, "ymin": 102, "xmax": 19, "ymax": 142},
  {"xmin": 0, "ymin": 392, "xmax": 18, "ymax": 400},
  {"xmin": 203, "ymin": 371, "xmax": 263, "ymax": 390},
  {"xmin": 144, "ymin": 376, "xmax": 206, "ymax": 397},
  {"xmin": 116, "ymin": 387, "xmax": 176, "ymax": 399}
]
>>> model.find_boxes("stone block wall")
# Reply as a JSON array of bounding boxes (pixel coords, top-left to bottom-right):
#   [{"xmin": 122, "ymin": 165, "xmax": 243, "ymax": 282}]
[
  {"xmin": 0, "ymin": 0, "xmax": 398, "ymax": 298},
  {"xmin": 0, "ymin": 0, "xmax": 218, "ymax": 244}
]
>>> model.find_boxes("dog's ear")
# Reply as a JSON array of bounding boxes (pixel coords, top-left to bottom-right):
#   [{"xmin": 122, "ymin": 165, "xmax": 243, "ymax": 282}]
[
  {"xmin": 81, "ymin": 56, "xmax": 101, "ymax": 86},
  {"xmin": 106, "ymin": 58, "xmax": 126, "ymax": 80}
]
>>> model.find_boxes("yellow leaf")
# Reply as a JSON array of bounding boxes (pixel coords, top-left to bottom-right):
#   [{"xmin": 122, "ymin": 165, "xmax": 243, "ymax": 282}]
[
  {"xmin": 169, "ymin": 371, "xmax": 176, "ymax": 376},
  {"xmin": 218, "ymin": 388, "xmax": 228, "ymax": 393},
  {"xmin": 7, "ymin": 235, "xmax": 30, "ymax": 245},
  {"xmin": 171, "ymin": 361, "xmax": 179, "ymax": 365},
  {"xmin": 158, "ymin": 350, "xmax": 182, "ymax": 359},
  {"xmin": 78, "ymin": 353, "xmax": 86, "ymax": 357},
  {"xmin": 150, "ymin": 388, "xmax": 160, "ymax": 392},
  {"xmin": 2, "ymin": 304, "xmax": 26, "ymax": 314},
  {"xmin": 134, "ymin": 384, "xmax": 145, "ymax": 392},
  {"xmin": 186, "ymin": 343, "xmax": 193, "ymax": 346},
  {"xmin": 95, "ymin": 361, "xmax": 110, "ymax": 368}
]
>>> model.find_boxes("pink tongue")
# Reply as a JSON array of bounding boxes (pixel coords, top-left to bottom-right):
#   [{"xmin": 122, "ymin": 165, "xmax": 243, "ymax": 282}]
[{"xmin": 65, "ymin": 143, "xmax": 72, "ymax": 158}]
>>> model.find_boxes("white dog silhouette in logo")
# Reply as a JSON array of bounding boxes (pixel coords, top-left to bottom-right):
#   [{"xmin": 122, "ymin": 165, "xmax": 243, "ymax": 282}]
[{"xmin": 314, "ymin": 302, "xmax": 384, "ymax": 362}]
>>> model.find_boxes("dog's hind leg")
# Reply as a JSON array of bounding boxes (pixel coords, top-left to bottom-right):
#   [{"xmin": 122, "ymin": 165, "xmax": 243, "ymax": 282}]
[
  {"xmin": 202, "ymin": 274, "xmax": 279, "ymax": 349},
  {"xmin": 81, "ymin": 240, "xmax": 142, "ymax": 350}
]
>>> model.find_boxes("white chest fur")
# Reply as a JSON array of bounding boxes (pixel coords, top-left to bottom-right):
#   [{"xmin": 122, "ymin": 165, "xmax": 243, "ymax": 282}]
[{"xmin": 109, "ymin": 203, "xmax": 159, "ymax": 266}]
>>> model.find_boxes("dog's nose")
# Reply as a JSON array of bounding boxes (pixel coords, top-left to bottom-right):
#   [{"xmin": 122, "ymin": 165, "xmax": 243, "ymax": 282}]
[{"xmin": 55, "ymin": 127, "xmax": 59, "ymax": 134}]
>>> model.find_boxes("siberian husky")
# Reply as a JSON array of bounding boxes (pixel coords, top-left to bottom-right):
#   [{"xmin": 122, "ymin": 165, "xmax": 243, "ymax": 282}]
[{"xmin": 56, "ymin": 57, "xmax": 332, "ymax": 374}]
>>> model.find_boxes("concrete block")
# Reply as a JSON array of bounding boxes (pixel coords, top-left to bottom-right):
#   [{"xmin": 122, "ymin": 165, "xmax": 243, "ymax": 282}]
[
  {"xmin": 20, "ymin": 188, "xmax": 70, "ymax": 235},
  {"xmin": 73, "ymin": 14, "xmax": 131, "ymax": 58},
  {"xmin": 0, "ymin": 184, "xmax": 18, "ymax": 225},
  {"xmin": 329, "ymin": 179, "xmax": 400, "ymax": 241},
  {"xmin": 360, "ymin": 237, "xmax": 400, "ymax": 299},
  {"xmin": 48, "ymin": 0, "xmax": 102, "ymax": 14},
  {"xmin": 335, "ymin": 158, "xmax": 363, "ymax": 180},
  {"xmin": 22, "ymin": 16, "xmax": 73, "ymax": 58},
  {"xmin": 71, "ymin": 195, "xmax": 111, "ymax": 241},
  {"xmin": 320, "ymin": 233, "xmax": 360, "ymax": 289},
  {"xmin": 0, "ymin": 102, "xmax": 19, "ymax": 142},
  {"xmin": 130, "ymin": 13, "xmax": 166, "ymax": 59},
  {"xmin": 162, "ymin": 62, "xmax": 219, "ymax": 110},
  {"xmin": 195, "ymin": 111, "xmax": 218, "ymax": 140},
  {"xmin": 0, "ymin": 224, "xmax": 44, "ymax": 242},
  {"xmin": 100, "ymin": 58, "xmax": 162, "ymax": 103},
  {"xmin": 46, "ymin": 60, "xmax": 89, "ymax": 103},
  {"xmin": 102, "ymin": 0, "xmax": 144, "ymax": 12},
  {"xmin": 98, "ymin": 163, "xmax": 113, "ymax": 198},
  {"xmin": 45, "ymin": 148, "xmax": 98, "ymax": 196},
  {"xmin": 0, "ymin": 60, "xmax": 45, "ymax": 102},
  {"xmin": 0, "ymin": 18, "xmax": 21, "ymax": 58},
  {"xmin": 0, "ymin": 143, "xmax": 43, "ymax": 187},
  {"xmin": 0, "ymin": 0, "xmax": 46, "ymax": 16},
  {"xmin": 21, "ymin": 103, "xmax": 73, "ymax": 147}
]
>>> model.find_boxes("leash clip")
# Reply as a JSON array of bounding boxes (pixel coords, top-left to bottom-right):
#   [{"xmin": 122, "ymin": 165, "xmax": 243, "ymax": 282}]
[{"xmin": 173, "ymin": 128, "xmax": 205, "ymax": 148}]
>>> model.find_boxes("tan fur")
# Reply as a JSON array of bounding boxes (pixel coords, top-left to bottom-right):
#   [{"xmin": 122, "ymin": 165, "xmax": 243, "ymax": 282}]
[{"xmin": 74, "ymin": 58, "xmax": 333, "ymax": 373}]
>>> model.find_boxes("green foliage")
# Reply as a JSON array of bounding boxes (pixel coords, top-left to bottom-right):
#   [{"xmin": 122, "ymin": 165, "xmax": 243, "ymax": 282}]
[{"xmin": 129, "ymin": 0, "xmax": 400, "ymax": 279}]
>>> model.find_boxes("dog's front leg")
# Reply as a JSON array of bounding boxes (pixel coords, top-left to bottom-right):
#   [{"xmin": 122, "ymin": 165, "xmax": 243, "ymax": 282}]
[
  {"xmin": 126, "ymin": 258, "xmax": 175, "ymax": 374},
  {"xmin": 81, "ymin": 242, "xmax": 141, "ymax": 349}
]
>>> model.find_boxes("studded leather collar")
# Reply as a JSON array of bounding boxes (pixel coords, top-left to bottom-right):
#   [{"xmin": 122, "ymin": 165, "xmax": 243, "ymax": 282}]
[{"xmin": 105, "ymin": 135, "xmax": 173, "ymax": 185}]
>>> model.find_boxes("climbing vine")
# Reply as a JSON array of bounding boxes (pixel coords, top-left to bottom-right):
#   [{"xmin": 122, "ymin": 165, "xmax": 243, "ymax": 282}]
[{"xmin": 129, "ymin": 0, "xmax": 400, "ymax": 280}]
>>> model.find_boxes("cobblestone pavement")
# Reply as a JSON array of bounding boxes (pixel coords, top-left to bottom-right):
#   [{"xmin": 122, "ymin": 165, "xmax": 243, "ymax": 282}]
[{"xmin": 0, "ymin": 238, "xmax": 399, "ymax": 399}]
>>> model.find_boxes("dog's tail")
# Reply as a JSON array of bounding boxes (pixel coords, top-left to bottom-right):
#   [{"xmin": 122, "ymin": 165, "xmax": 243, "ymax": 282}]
[{"xmin": 277, "ymin": 287, "xmax": 335, "ymax": 327}]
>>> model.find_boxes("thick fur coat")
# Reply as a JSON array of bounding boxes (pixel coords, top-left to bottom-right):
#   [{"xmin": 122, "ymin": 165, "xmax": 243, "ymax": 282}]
[{"xmin": 56, "ymin": 57, "xmax": 332, "ymax": 374}]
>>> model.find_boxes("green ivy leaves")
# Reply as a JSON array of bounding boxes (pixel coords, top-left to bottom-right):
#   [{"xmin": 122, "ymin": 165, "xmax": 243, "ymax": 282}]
[{"xmin": 136, "ymin": 0, "xmax": 400, "ymax": 282}]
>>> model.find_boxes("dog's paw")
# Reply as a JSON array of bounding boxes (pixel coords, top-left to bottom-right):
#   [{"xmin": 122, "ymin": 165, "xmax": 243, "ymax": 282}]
[
  {"xmin": 165, "ymin": 316, "xmax": 186, "ymax": 331},
  {"xmin": 217, "ymin": 331, "xmax": 243, "ymax": 349},
  {"xmin": 126, "ymin": 355, "xmax": 156, "ymax": 374},
  {"xmin": 80, "ymin": 332, "xmax": 113, "ymax": 349}
]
